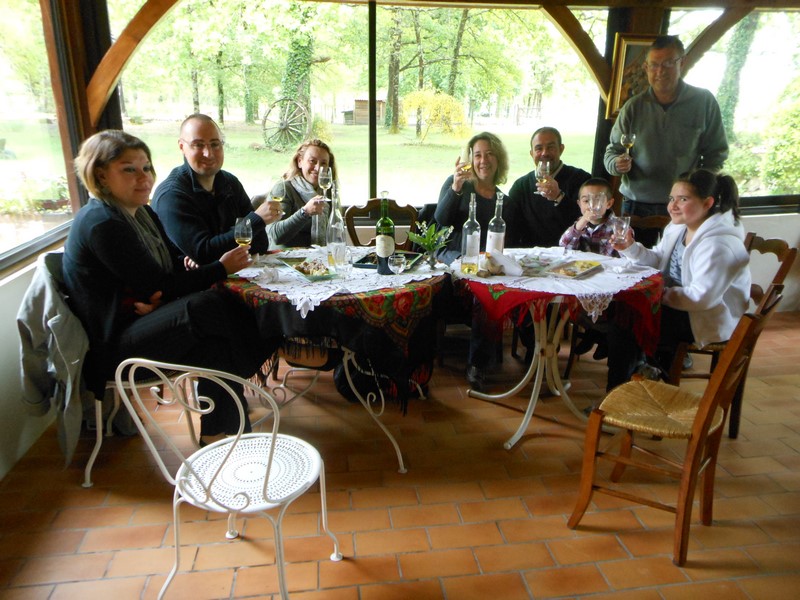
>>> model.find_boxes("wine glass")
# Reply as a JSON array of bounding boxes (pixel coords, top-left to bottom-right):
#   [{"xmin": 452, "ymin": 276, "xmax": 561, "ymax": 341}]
[
  {"xmin": 611, "ymin": 215, "xmax": 631, "ymax": 240},
  {"xmin": 620, "ymin": 133, "xmax": 636, "ymax": 156},
  {"xmin": 271, "ymin": 178, "xmax": 285, "ymax": 204},
  {"xmin": 535, "ymin": 160, "xmax": 551, "ymax": 185},
  {"xmin": 387, "ymin": 254, "xmax": 407, "ymax": 287},
  {"xmin": 234, "ymin": 217, "xmax": 252, "ymax": 247},
  {"xmin": 588, "ymin": 193, "xmax": 607, "ymax": 218},
  {"xmin": 459, "ymin": 144, "xmax": 473, "ymax": 173},
  {"xmin": 318, "ymin": 166, "xmax": 333, "ymax": 199}
]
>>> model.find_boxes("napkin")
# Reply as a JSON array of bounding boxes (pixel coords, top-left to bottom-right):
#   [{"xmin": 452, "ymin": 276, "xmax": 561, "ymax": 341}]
[
  {"xmin": 486, "ymin": 253, "xmax": 523, "ymax": 276},
  {"xmin": 251, "ymin": 267, "xmax": 280, "ymax": 284}
]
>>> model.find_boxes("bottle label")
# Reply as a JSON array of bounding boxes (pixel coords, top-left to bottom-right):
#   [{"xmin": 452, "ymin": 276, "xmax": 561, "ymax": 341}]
[
  {"xmin": 486, "ymin": 232, "xmax": 505, "ymax": 256},
  {"xmin": 375, "ymin": 235, "xmax": 395, "ymax": 258},
  {"xmin": 463, "ymin": 232, "xmax": 480, "ymax": 258}
]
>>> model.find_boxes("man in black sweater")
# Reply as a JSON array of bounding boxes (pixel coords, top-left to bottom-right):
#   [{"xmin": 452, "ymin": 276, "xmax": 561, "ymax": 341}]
[
  {"xmin": 507, "ymin": 127, "xmax": 591, "ymax": 248},
  {"xmin": 153, "ymin": 113, "xmax": 281, "ymax": 263}
]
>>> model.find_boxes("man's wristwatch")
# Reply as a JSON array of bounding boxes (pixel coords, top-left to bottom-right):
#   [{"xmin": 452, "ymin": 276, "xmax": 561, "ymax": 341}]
[{"xmin": 553, "ymin": 191, "xmax": 565, "ymax": 204}]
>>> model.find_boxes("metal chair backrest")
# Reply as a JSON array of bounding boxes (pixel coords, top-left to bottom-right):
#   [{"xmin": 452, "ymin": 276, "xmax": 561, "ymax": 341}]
[
  {"xmin": 115, "ymin": 358, "xmax": 282, "ymax": 506},
  {"xmin": 344, "ymin": 198, "xmax": 418, "ymax": 250},
  {"xmin": 744, "ymin": 232, "xmax": 797, "ymax": 305}
]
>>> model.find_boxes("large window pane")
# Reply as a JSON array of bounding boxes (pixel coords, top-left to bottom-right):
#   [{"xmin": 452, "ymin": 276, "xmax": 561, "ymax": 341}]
[
  {"xmin": 670, "ymin": 9, "xmax": 800, "ymax": 196},
  {"xmin": 0, "ymin": 0, "xmax": 70, "ymax": 258}
]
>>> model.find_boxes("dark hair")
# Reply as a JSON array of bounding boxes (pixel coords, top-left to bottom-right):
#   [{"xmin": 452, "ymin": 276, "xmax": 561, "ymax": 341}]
[
  {"xmin": 74, "ymin": 130, "xmax": 155, "ymax": 200},
  {"xmin": 468, "ymin": 131, "xmax": 509, "ymax": 185},
  {"xmin": 675, "ymin": 169, "xmax": 741, "ymax": 222},
  {"xmin": 579, "ymin": 177, "xmax": 613, "ymax": 198},
  {"xmin": 285, "ymin": 138, "xmax": 338, "ymax": 182},
  {"xmin": 530, "ymin": 126, "xmax": 562, "ymax": 147},
  {"xmin": 650, "ymin": 35, "xmax": 685, "ymax": 55}
]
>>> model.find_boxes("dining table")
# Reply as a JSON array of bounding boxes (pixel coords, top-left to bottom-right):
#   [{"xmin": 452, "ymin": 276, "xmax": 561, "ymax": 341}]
[
  {"xmin": 220, "ymin": 247, "xmax": 451, "ymax": 473},
  {"xmin": 454, "ymin": 248, "xmax": 663, "ymax": 450}
]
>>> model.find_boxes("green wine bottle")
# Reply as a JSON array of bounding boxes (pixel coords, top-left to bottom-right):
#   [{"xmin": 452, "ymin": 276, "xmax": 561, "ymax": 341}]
[{"xmin": 375, "ymin": 191, "xmax": 395, "ymax": 275}]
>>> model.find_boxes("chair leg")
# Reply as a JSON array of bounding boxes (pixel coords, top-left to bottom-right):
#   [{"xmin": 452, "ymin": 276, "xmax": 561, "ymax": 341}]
[
  {"xmin": 562, "ymin": 324, "xmax": 581, "ymax": 380},
  {"xmin": 273, "ymin": 505, "xmax": 292, "ymax": 600},
  {"xmin": 226, "ymin": 512, "xmax": 240, "ymax": 540},
  {"xmin": 700, "ymin": 430, "xmax": 724, "ymax": 527},
  {"xmin": 83, "ymin": 398, "xmax": 104, "ymax": 488},
  {"xmin": 568, "ymin": 410, "xmax": 605, "ymax": 528},
  {"xmin": 319, "ymin": 463, "xmax": 343, "ymax": 561},
  {"xmin": 727, "ymin": 376, "xmax": 747, "ymax": 439},
  {"xmin": 161, "ymin": 496, "xmax": 185, "ymax": 600},
  {"xmin": 510, "ymin": 327, "xmax": 520, "ymax": 359},
  {"xmin": 673, "ymin": 460, "xmax": 701, "ymax": 567},
  {"xmin": 668, "ymin": 343, "xmax": 689, "ymax": 385},
  {"xmin": 610, "ymin": 430, "xmax": 633, "ymax": 482}
]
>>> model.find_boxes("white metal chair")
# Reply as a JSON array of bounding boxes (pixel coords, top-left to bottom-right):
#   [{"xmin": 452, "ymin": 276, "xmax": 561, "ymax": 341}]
[{"xmin": 115, "ymin": 358, "xmax": 342, "ymax": 600}]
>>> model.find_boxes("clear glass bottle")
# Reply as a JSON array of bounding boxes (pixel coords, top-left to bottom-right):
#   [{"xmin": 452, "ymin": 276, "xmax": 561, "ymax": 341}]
[
  {"xmin": 486, "ymin": 191, "xmax": 505, "ymax": 257},
  {"xmin": 460, "ymin": 193, "xmax": 480, "ymax": 274},
  {"xmin": 375, "ymin": 190, "xmax": 395, "ymax": 275},
  {"xmin": 326, "ymin": 183, "xmax": 346, "ymax": 268}
]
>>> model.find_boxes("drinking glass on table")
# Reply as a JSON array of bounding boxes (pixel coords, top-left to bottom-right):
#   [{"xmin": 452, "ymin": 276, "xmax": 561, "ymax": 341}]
[
  {"xmin": 336, "ymin": 247, "xmax": 354, "ymax": 279},
  {"xmin": 387, "ymin": 254, "xmax": 407, "ymax": 288}
]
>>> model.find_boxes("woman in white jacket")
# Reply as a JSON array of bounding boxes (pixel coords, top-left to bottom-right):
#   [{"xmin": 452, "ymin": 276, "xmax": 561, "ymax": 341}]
[{"xmin": 613, "ymin": 168, "xmax": 751, "ymax": 377}]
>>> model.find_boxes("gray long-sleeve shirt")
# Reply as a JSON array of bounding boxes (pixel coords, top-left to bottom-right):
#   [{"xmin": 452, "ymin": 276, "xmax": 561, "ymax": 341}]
[{"xmin": 604, "ymin": 80, "xmax": 728, "ymax": 205}]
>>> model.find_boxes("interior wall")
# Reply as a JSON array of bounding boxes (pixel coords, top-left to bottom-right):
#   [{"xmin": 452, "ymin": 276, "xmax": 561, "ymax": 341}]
[{"xmin": 0, "ymin": 264, "xmax": 55, "ymax": 481}]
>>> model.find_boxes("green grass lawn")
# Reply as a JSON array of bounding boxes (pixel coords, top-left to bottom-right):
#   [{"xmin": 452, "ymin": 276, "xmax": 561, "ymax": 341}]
[{"xmin": 128, "ymin": 121, "xmax": 597, "ymax": 207}]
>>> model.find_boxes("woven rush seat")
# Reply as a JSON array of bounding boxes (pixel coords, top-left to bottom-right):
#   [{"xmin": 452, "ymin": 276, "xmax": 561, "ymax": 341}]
[
  {"xmin": 600, "ymin": 379, "xmax": 724, "ymax": 439},
  {"xmin": 180, "ymin": 433, "xmax": 321, "ymax": 512}
]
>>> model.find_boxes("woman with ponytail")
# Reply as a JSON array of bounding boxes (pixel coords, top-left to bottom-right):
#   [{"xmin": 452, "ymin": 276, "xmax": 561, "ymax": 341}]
[{"xmin": 610, "ymin": 168, "xmax": 751, "ymax": 380}]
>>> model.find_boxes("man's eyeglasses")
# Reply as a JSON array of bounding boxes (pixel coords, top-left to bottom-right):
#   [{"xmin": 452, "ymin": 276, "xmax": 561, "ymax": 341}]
[
  {"xmin": 182, "ymin": 140, "xmax": 225, "ymax": 152},
  {"xmin": 643, "ymin": 57, "xmax": 683, "ymax": 72}
]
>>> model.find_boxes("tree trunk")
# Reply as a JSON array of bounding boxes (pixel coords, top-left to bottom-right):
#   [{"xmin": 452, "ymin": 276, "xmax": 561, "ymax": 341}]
[
  {"xmin": 216, "ymin": 51, "xmax": 224, "ymax": 125},
  {"xmin": 447, "ymin": 9, "xmax": 469, "ymax": 97},
  {"xmin": 413, "ymin": 10, "xmax": 424, "ymax": 139},
  {"xmin": 387, "ymin": 8, "xmax": 402, "ymax": 133},
  {"xmin": 717, "ymin": 12, "xmax": 760, "ymax": 141},
  {"xmin": 191, "ymin": 67, "xmax": 200, "ymax": 114}
]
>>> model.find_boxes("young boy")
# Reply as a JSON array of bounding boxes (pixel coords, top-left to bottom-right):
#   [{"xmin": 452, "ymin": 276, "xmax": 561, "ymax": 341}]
[{"xmin": 559, "ymin": 177, "xmax": 618, "ymax": 256}]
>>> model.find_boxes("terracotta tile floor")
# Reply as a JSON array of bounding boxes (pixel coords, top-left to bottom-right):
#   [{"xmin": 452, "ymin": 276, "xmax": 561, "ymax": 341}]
[{"xmin": 2, "ymin": 312, "xmax": 799, "ymax": 599}]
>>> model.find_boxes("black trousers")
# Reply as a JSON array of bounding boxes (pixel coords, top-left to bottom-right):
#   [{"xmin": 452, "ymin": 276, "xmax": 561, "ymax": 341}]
[{"xmin": 117, "ymin": 289, "xmax": 272, "ymax": 436}]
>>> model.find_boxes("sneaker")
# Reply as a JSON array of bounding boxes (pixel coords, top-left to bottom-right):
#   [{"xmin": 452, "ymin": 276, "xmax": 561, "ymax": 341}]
[
  {"xmin": 682, "ymin": 354, "xmax": 694, "ymax": 370},
  {"xmin": 635, "ymin": 362, "xmax": 663, "ymax": 381},
  {"xmin": 466, "ymin": 365, "xmax": 485, "ymax": 392}
]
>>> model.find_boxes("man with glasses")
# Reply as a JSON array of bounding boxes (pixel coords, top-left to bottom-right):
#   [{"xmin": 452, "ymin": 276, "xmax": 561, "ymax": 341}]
[
  {"xmin": 604, "ymin": 35, "xmax": 728, "ymax": 230},
  {"xmin": 507, "ymin": 126, "xmax": 590, "ymax": 248},
  {"xmin": 153, "ymin": 113, "xmax": 281, "ymax": 263}
]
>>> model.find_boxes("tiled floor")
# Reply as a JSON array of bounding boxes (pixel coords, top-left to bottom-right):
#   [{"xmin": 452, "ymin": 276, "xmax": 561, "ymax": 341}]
[{"xmin": 2, "ymin": 312, "xmax": 799, "ymax": 599}]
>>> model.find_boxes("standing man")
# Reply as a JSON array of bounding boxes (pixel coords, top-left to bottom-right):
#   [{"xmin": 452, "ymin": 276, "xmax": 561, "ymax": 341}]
[
  {"xmin": 507, "ymin": 127, "xmax": 590, "ymax": 248},
  {"xmin": 605, "ymin": 35, "xmax": 728, "ymax": 221},
  {"xmin": 153, "ymin": 113, "xmax": 282, "ymax": 263}
]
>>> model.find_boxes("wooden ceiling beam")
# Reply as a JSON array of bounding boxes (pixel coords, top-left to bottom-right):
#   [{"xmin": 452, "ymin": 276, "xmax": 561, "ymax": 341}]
[
  {"xmin": 86, "ymin": 0, "xmax": 179, "ymax": 128},
  {"xmin": 684, "ymin": 6, "xmax": 755, "ymax": 72}
]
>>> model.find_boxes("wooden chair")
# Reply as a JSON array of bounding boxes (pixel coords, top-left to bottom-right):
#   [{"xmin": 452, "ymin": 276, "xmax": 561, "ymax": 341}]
[
  {"xmin": 344, "ymin": 198, "xmax": 418, "ymax": 250},
  {"xmin": 669, "ymin": 234, "xmax": 796, "ymax": 438},
  {"xmin": 568, "ymin": 285, "xmax": 782, "ymax": 566}
]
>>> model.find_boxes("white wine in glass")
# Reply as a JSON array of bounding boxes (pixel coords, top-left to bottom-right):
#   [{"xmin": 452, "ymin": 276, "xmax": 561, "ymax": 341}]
[
  {"xmin": 234, "ymin": 217, "xmax": 253, "ymax": 247},
  {"xmin": 271, "ymin": 178, "xmax": 286, "ymax": 204},
  {"xmin": 318, "ymin": 167, "xmax": 333, "ymax": 198},
  {"xmin": 459, "ymin": 144, "xmax": 473, "ymax": 172},
  {"xmin": 621, "ymin": 133, "xmax": 636, "ymax": 155},
  {"xmin": 536, "ymin": 160, "xmax": 551, "ymax": 184}
]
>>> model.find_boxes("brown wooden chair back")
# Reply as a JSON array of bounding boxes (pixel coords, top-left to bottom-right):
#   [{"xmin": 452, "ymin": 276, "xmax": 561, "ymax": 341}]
[
  {"xmin": 744, "ymin": 232, "xmax": 797, "ymax": 305},
  {"xmin": 629, "ymin": 214, "xmax": 670, "ymax": 247},
  {"xmin": 344, "ymin": 198, "xmax": 418, "ymax": 250}
]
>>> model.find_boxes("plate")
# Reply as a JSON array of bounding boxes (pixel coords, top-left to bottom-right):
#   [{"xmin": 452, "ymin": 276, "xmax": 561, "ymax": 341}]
[
  {"xmin": 354, "ymin": 250, "xmax": 422, "ymax": 270},
  {"xmin": 545, "ymin": 259, "xmax": 603, "ymax": 279},
  {"xmin": 279, "ymin": 256, "xmax": 336, "ymax": 281}
]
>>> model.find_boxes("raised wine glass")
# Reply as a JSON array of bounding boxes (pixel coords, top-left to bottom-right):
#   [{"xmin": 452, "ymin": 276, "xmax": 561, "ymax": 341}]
[
  {"xmin": 535, "ymin": 160, "xmax": 551, "ymax": 185},
  {"xmin": 588, "ymin": 193, "xmax": 607, "ymax": 218},
  {"xmin": 234, "ymin": 217, "xmax": 252, "ymax": 247},
  {"xmin": 620, "ymin": 133, "xmax": 636, "ymax": 156},
  {"xmin": 459, "ymin": 144, "xmax": 473, "ymax": 173},
  {"xmin": 611, "ymin": 215, "xmax": 631, "ymax": 240},
  {"xmin": 271, "ymin": 178, "xmax": 286, "ymax": 204},
  {"xmin": 318, "ymin": 166, "xmax": 333, "ymax": 199},
  {"xmin": 387, "ymin": 253, "xmax": 407, "ymax": 288}
]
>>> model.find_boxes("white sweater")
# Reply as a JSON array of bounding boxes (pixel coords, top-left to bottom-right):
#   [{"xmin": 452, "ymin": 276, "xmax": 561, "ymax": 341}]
[{"xmin": 621, "ymin": 211, "xmax": 751, "ymax": 347}]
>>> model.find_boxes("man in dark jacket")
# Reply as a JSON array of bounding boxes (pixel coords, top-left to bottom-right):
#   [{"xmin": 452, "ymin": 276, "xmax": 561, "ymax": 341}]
[{"xmin": 153, "ymin": 113, "xmax": 282, "ymax": 263}]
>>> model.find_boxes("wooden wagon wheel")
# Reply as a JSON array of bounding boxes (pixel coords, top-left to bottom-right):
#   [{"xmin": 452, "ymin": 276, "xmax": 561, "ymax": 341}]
[{"xmin": 262, "ymin": 98, "xmax": 310, "ymax": 151}]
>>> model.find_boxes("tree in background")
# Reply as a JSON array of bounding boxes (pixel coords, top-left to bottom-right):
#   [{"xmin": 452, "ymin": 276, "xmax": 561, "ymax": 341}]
[{"xmin": 717, "ymin": 12, "xmax": 760, "ymax": 142}]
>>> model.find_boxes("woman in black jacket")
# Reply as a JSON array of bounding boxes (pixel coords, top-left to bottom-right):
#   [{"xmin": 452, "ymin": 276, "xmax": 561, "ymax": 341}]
[{"xmin": 63, "ymin": 130, "xmax": 275, "ymax": 441}]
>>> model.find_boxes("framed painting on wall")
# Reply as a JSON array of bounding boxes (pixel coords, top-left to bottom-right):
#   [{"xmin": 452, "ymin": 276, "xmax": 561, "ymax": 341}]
[{"xmin": 606, "ymin": 33, "xmax": 657, "ymax": 120}]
